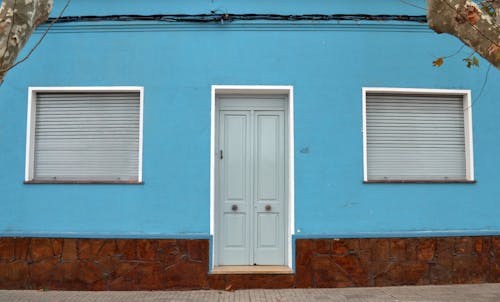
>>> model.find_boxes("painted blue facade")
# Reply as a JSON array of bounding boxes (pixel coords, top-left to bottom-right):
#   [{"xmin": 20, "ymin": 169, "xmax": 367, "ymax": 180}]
[{"xmin": 1, "ymin": 0, "xmax": 500, "ymax": 241}]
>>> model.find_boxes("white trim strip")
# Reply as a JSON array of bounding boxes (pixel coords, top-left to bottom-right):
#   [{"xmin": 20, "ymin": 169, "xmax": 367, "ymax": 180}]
[
  {"xmin": 362, "ymin": 88, "xmax": 368, "ymax": 182},
  {"xmin": 138, "ymin": 87, "xmax": 145, "ymax": 182},
  {"xmin": 25, "ymin": 88, "xmax": 36, "ymax": 181},
  {"xmin": 464, "ymin": 91, "xmax": 474, "ymax": 180},
  {"xmin": 362, "ymin": 87, "xmax": 474, "ymax": 182},
  {"xmin": 210, "ymin": 85, "xmax": 294, "ymax": 269},
  {"xmin": 25, "ymin": 86, "xmax": 144, "ymax": 182}
]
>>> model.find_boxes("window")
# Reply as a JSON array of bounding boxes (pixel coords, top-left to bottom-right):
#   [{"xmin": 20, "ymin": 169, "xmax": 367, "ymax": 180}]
[
  {"xmin": 25, "ymin": 87, "xmax": 143, "ymax": 183},
  {"xmin": 363, "ymin": 88, "xmax": 474, "ymax": 182}
]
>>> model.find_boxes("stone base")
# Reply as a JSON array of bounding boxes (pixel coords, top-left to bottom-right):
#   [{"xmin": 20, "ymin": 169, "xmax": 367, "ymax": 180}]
[
  {"xmin": 295, "ymin": 237, "xmax": 500, "ymax": 287},
  {"xmin": 0, "ymin": 236, "xmax": 499, "ymax": 290}
]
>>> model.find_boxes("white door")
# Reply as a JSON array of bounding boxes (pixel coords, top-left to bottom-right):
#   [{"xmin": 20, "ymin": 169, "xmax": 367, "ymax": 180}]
[{"xmin": 216, "ymin": 96, "xmax": 287, "ymax": 266}]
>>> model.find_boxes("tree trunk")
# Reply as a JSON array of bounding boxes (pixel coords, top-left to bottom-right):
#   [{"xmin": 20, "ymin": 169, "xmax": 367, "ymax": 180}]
[
  {"xmin": 0, "ymin": 0, "xmax": 53, "ymax": 84},
  {"xmin": 427, "ymin": 0, "xmax": 500, "ymax": 69}
]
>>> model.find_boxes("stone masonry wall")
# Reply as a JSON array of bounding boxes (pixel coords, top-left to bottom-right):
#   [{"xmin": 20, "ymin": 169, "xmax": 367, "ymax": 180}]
[
  {"xmin": 0, "ymin": 236, "xmax": 499, "ymax": 290},
  {"xmin": 0, "ymin": 238, "xmax": 209, "ymax": 290},
  {"xmin": 295, "ymin": 237, "xmax": 500, "ymax": 287}
]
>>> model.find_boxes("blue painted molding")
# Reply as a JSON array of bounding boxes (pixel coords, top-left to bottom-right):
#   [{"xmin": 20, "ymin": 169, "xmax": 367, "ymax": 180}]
[
  {"xmin": 3, "ymin": 231, "xmax": 500, "ymax": 240},
  {"xmin": 208, "ymin": 235, "xmax": 214, "ymax": 271},
  {"xmin": 0, "ymin": 231, "xmax": 211, "ymax": 239},
  {"xmin": 36, "ymin": 21, "xmax": 430, "ymax": 34},
  {"xmin": 293, "ymin": 230, "xmax": 500, "ymax": 239}
]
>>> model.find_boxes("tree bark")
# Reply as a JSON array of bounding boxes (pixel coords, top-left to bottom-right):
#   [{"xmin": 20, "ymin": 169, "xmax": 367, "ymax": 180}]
[
  {"xmin": 427, "ymin": 0, "xmax": 500, "ymax": 69},
  {"xmin": 0, "ymin": 0, "xmax": 53, "ymax": 84}
]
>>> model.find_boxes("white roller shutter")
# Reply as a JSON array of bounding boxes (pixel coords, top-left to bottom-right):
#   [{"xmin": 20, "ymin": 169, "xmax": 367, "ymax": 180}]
[
  {"xmin": 366, "ymin": 93, "xmax": 467, "ymax": 181},
  {"xmin": 33, "ymin": 92, "xmax": 141, "ymax": 181}
]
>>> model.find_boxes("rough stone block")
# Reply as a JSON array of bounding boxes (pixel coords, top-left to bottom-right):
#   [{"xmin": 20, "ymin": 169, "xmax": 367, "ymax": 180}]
[
  {"xmin": 157, "ymin": 239, "xmax": 178, "ymax": 254},
  {"xmin": 295, "ymin": 239, "xmax": 313, "ymax": 252},
  {"xmin": 13, "ymin": 238, "xmax": 30, "ymax": 261},
  {"xmin": 390, "ymin": 238, "xmax": 407, "ymax": 261},
  {"xmin": 473, "ymin": 237, "xmax": 489, "ymax": 254},
  {"xmin": 402, "ymin": 262, "xmax": 429, "ymax": 285},
  {"xmin": 186, "ymin": 239, "xmax": 209, "ymax": 262},
  {"xmin": 0, "ymin": 261, "xmax": 29, "ymax": 289},
  {"xmin": 0, "ymin": 238, "xmax": 15, "ymax": 261},
  {"xmin": 331, "ymin": 255, "xmax": 369, "ymax": 286},
  {"xmin": 30, "ymin": 238, "xmax": 54, "ymax": 262},
  {"xmin": 435, "ymin": 237, "xmax": 454, "ymax": 268},
  {"xmin": 314, "ymin": 239, "xmax": 331, "ymax": 254},
  {"xmin": 51, "ymin": 239, "xmax": 63, "ymax": 257},
  {"xmin": 429, "ymin": 263, "xmax": 453, "ymax": 284},
  {"xmin": 492, "ymin": 237, "xmax": 500, "ymax": 256},
  {"xmin": 332, "ymin": 240, "xmax": 349, "ymax": 256},
  {"xmin": 77, "ymin": 261, "xmax": 105, "ymax": 285},
  {"xmin": 417, "ymin": 238, "xmax": 436, "ymax": 262},
  {"xmin": 107, "ymin": 261, "xmax": 139, "ymax": 290},
  {"xmin": 79, "ymin": 239, "xmax": 103, "ymax": 260},
  {"xmin": 345, "ymin": 238, "xmax": 360, "ymax": 252},
  {"xmin": 294, "ymin": 264, "xmax": 313, "ymax": 288},
  {"xmin": 371, "ymin": 239, "xmax": 390, "ymax": 262},
  {"xmin": 61, "ymin": 239, "xmax": 78, "ymax": 261},
  {"xmin": 405, "ymin": 239, "xmax": 418, "ymax": 261},
  {"xmin": 134, "ymin": 262, "xmax": 164, "ymax": 290},
  {"xmin": 136, "ymin": 239, "xmax": 158, "ymax": 261},
  {"xmin": 206, "ymin": 274, "xmax": 226, "ymax": 290},
  {"xmin": 296, "ymin": 239, "xmax": 313, "ymax": 266},
  {"xmin": 452, "ymin": 255, "xmax": 488, "ymax": 284},
  {"xmin": 491, "ymin": 262, "xmax": 500, "ymax": 282},
  {"xmin": 313, "ymin": 263, "xmax": 355, "ymax": 288},
  {"xmin": 221, "ymin": 274, "xmax": 294, "ymax": 289},
  {"xmin": 311, "ymin": 255, "xmax": 331, "ymax": 270},
  {"xmin": 165, "ymin": 261, "xmax": 208, "ymax": 289},
  {"xmin": 52, "ymin": 261, "xmax": 80, "ymax": 283},
  {"xmin": 29, "ymin": 259, "xmax": 58, "ymax": 289},
  {"xmin": 455, "ymin": 237, "xmax": 473, "ymax": 255},
  {"xmin": 115, "ymin": 240, "xmax": 136, "ymax": 260}
]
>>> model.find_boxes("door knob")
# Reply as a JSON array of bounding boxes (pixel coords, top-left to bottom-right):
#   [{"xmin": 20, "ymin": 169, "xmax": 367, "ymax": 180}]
[
  {"xmin": 265, "ymin": 205, "xmax": 272, "ymax": 211},
  {"xmin": 231, "ymin": 204, "xmax": 238, "ymax": 211}
]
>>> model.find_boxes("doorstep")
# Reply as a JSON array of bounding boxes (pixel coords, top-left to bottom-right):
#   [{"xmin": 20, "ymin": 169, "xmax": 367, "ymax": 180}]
[{"xmin": 210, "ymin": 265, "xmax": 294, "ymax": 275}]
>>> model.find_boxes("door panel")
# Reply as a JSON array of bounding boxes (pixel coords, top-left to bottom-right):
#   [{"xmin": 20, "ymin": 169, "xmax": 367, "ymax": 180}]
[
  {"xmin": 256, "ymin": 114, "xmax": 279, "ymax": 200},
  {"xmin": 257, "ymin": 213, "xmax": 278, "ymax": 247},
  {"xmin": 224, "ymin": 115, "xmax": 248, "ymax": 200},
  {"xmin": 216, "ymin": 98, "xmax": 287, "ymax": 266},
  {"xmin": 219, "ymin": 111, "xmax": 251, "ymax": 265},
  {"xmin": 224, "ymin": 214, "xmax": 246, "ymax": 247},
  {"xmin": 254, "ymin": 111, "xmax": 285, "ymax": 265}
]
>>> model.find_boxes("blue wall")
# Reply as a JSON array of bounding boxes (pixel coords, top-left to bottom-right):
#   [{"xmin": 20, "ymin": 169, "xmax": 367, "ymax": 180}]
[{"xmin": 1, "ymin": 0, "xmax": 499, "ymax": 238}]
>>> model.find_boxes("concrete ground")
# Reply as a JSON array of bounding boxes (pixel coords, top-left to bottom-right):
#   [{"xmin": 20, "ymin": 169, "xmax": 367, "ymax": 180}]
[{"xmin": 1, "ymin": 284, "xmax": 500, "ymax": 302}]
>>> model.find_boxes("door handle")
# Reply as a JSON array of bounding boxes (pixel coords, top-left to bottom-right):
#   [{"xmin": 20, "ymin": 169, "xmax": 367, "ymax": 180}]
[
  {"xmin": 231, "ymin": 204, "xmax": 238, "ymax": 211},
  {"xmin": 265, "ymin": 205, "xmax": 272, "ymax": 211},
  {"xmin": 220, "ymin": 150, "xmax": 223, "ymax": 159}
]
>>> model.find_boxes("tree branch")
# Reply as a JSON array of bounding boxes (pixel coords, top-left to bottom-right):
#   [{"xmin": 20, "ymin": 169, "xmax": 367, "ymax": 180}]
[
  {"xmin": 427, "ymin": 0, "xmax": 500, "ymax": 69},
  {"xmin": 0, "ymin": 0, "xmax": 53, "ymax": 84}
]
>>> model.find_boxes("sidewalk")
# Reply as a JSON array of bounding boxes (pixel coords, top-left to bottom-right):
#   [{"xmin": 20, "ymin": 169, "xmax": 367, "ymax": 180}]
[{"xmin": 1, "ymin": 284, "xmax": 500, "ymax": 302}]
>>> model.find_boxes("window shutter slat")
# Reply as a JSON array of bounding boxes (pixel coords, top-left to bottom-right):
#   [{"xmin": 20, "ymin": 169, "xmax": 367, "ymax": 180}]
[
  {"xmin": 366, "ymin": 93, "xmax": 466, "ymax": 181},
  {"xmin": 33, "ymin": 92, "xmax": 141, "ymax": 181}
]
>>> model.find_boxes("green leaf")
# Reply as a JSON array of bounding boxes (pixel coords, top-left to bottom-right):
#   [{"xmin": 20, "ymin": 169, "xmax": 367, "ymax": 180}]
[
  {"xmin": 472, "ymin": 56, "xmax": 479, "ymax": 67},
  {"xmin": 463, "ymin": 56, "xmax": 479, "ymax": 68}
]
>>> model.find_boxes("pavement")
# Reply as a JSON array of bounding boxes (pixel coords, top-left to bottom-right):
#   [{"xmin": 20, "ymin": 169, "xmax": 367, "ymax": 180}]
[{"xmin": 1, "ymin": 284, "xmax": 500, "ymax": 302}]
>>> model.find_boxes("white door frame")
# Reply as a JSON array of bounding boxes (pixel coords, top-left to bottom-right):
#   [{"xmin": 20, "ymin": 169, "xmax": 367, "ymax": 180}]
[{"xmin": 210, "ymin": 85, "xmax": 294, "ymax": 269}]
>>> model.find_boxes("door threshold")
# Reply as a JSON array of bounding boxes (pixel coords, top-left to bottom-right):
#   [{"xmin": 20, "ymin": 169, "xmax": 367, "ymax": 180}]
[{"xmin": 210, "ymin": 265, "xmax": 293, "ymax": 275}]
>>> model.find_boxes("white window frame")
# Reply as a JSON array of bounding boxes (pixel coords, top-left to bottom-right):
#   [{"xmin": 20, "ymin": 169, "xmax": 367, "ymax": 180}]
[
  {"xmin": 25, "ymin": 86, "xmax": 144, "ymax": 183},
  {"xmin": 362, "ymin": 87, "xmax": 474, "ymax": 182}
]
